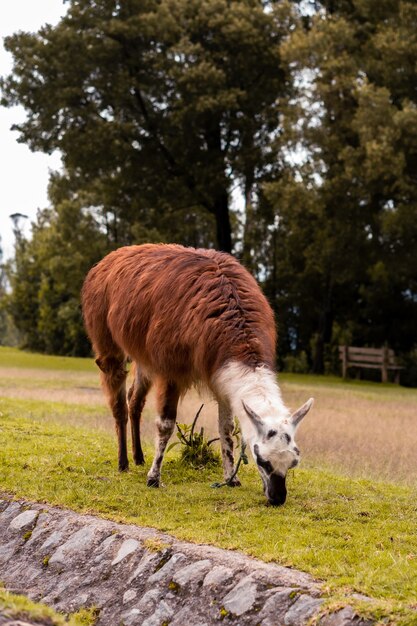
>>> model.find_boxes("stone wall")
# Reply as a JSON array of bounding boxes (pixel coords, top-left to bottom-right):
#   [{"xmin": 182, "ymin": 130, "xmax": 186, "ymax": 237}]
[{"xmin": 0, "ymin": 496, "xmax": 371, "ymax": 626}]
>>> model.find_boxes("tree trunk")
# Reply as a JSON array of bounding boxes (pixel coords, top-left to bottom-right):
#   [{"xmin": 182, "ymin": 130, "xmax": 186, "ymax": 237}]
[
  {"xmin": 242, "ymin": 173, "xmax": 255, "ymax": 269},
  {"xmin": 214, "ymin": 190, "xmax": 232, "ymax": 253},
  {"xmin": 312, "ymin": 277, "xmax": 333, "ymax": 374},
  {"xmin": 202, "ymin": 117, "xmax": 232, "ymax": 253}
]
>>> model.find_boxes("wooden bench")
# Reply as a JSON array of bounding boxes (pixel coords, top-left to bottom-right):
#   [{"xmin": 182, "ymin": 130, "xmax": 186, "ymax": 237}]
[{"xmin": 338, "ymin": 345, "xmax": 404, "ymax": 384}]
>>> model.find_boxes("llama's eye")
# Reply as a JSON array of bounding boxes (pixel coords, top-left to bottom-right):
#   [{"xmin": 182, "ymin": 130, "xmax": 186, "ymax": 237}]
[
  {"xmin": 254, "ymin": 444, "xmax": 273, "ymax": 474},
  {"xmin": 284, "ymin": 433, "xmax": 291, "ymax": 444},
  {"xmin": 267, "ymin": 429, "xmax": 277, "ymax": 439}
]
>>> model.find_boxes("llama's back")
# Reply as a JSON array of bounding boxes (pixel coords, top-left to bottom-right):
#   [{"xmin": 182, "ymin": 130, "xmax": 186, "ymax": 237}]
[{"xmin": 82, "ymin": 244, "xmax": 276, "ymax": 386}]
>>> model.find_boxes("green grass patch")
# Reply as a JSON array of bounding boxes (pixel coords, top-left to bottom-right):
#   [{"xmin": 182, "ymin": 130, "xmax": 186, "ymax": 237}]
[
  {"xmin": 0, "ymin": 396, "xmax": 106, "ymax": 425},
  {"xmin": 0, "ymin": 400, "xmax": 416, "ymax": 624},
  {"xmin": 0, "ymin": 584, "xmax": 98, "ymax": 625},
  {"xmin": 0, "ymin": 347, "xmax": 96, "ymax": 373}
]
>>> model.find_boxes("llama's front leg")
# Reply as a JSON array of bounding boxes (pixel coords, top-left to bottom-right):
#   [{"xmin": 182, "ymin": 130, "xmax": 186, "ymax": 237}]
[
  {"xmin": 218, "ymin": 401, "xmax": 241, "ymax": 487},
  {"xmin": 147, "ymin": 381, "xmax": 179, "ymax": 488}
]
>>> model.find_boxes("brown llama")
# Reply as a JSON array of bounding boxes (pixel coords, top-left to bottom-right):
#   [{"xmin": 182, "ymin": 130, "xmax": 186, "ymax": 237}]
[{"xmin": 81, "ymin": 244, "xmax": 313, "ymax": 505}]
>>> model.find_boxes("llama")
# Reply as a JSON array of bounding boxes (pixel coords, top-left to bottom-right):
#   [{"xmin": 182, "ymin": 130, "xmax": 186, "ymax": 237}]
[{"xmin": 81, "ymin": 244, "xmax": 313, "ymax": 505}]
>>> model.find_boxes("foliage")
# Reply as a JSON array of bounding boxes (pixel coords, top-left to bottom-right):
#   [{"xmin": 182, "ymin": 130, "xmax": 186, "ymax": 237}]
[
  {"xmin": 260, "ymin": 0, "xmax": 417, "ymax": 374},
  {"xmin": 5, "ymin": 200, "xmax": 109, "ymax": 355},
  {"xmin": 283, "ymin": 350, "xmax": 309, "ymax": 374},
  {"xmin": 399, "ymin": 347, "xmax": 417, "ymax": 388},
  {"xmin": 0, "ymin": 403, "xmax": 416, "ymax": 624},
  {"xmin": 167, "ymin": 404, "xmax": 220, "ymax": 468},
  {"xmin": 0, "ymin": 0, "xmax": 293, "ymax": 253},
  {"xmin": 0, "ymin": 237, "xmax": 18, "ymax": 348}
]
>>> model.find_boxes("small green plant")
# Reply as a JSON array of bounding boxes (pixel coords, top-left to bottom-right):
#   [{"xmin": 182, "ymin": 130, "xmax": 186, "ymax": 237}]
[
  {"xmin": 143, "ymin": 538, "xmax": 171, "ymax": 553},
  {"xmin": 42, "ymin": 555, "xmax": 50, "ymax": 567},
  {"xmin": 167, "ymin": 405, "xmax": 220, "ymax": 469},
  {"xmin": 22, "ymin": 531, "xmax": 32, "ymax": 542}
]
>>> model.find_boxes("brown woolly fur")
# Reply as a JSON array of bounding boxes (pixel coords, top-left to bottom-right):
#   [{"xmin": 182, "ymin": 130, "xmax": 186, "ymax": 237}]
[
  {"xmin": 81, "ymin": 243, "xmax": 276, "ymax": 479},
  {"xmin": 82, "ymin": 244, "xmax": 276, "ymax": 387}
]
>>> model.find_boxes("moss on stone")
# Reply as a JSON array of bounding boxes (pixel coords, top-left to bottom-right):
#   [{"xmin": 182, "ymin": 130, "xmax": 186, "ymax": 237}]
[
  {"xmin": 219, "ymin": 606, "xmax": 229, "ymax": 619},
  {"xmin": 168, "ymin": 580, "xmax": 180, "ymax": 593}
]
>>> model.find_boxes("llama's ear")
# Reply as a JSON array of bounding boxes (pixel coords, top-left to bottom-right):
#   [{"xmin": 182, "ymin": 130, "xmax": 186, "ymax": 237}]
[
  {"xmin": 95, "ymin": 357, "xmax": 106, "ymax": 373},
  {"xmin": 291, "ymin": 398, "xmax": 314, "ymax": 428},
  {"xmin": 242, "ymin": 401, "xmax": 264, "ymax": 436}
]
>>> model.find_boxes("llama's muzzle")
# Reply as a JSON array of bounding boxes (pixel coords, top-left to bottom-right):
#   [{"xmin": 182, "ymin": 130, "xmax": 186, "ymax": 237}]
[{"xmin": 266, "ymin": 473, "xmax": 287, "ymax": 506}]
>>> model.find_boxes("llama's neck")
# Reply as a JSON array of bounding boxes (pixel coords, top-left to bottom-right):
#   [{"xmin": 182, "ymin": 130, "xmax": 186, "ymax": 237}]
[{"xmin": 213, "ymin": 360, "xmax": 290, "ymax": 441}]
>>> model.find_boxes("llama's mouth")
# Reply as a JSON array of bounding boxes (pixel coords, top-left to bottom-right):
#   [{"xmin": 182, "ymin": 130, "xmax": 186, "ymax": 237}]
[{"xmin": 265, "ymin": 474, "xmax": 287, "ymax": 506}]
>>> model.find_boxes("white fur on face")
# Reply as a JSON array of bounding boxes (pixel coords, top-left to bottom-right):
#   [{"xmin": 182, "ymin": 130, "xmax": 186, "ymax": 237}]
[{"xmin": 254, "ymin": 425, "xmax": 300, "ymax": 476}]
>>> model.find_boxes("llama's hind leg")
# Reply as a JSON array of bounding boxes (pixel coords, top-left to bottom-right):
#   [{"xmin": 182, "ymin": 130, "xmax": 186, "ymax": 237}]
[
  {"xmin": 218, "ymin": 401, "xmax": 241, "ymax": 486},
  {"xmin": 127, "ymin": 366, "xmax": 151, "ymax": 466},
  {"xmin": 96, "ymin": 355, "xmax": 129, "ymax": 471},
  {"xmin": 147, "ymin": 380, "xmax": 179, "ymax": 488}
]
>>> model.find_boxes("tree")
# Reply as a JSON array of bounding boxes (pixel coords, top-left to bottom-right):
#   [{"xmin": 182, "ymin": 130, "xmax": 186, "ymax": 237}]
[
  {"xmin": 0, "ymin": 236, "xmax": 19, "ymax": 347},
  {"xmin": 263, "ymin": 0, "xmax": 417, "ymax": 372},
  {"xmin": 1, "ymin": 0, "xmax": 293, "ymax": 252},
  {"xmin": 7, "ymin": 199, "xmax": 109, "ymax": 355}
]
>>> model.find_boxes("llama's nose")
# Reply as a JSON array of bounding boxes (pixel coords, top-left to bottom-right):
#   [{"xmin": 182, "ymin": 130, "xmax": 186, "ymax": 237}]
[
  {"xmin": 268, "ymin": 491, "xmax": 287, "ymax": 506},
  {"xmin": 266, "ymin": 474, "xmax": 287, "ymax": 506}
]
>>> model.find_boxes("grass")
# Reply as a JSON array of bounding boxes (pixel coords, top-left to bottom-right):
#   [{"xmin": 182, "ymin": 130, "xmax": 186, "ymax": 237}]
[
  {"xmin": 1, "ymin": 346, "xmax": 417, "ymax": 484},
  {"xmin": 0, "ymin": 347, "xmax": 95, "ymax": 372},
  {"xmin": 1, "ymin": 347, "xmax": 417, "ymax": 624},
  {"xmin": 0, "ymin": 584, "xmax": 98, "ymax": 625},
  {"xmin": 0, "ymin": 402, "xmax": 417, "ymax": 624}
]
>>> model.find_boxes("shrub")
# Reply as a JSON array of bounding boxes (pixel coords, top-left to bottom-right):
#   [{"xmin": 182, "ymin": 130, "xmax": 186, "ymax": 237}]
[
  {"xmin": 167, "ymin": 405, "xmax": 220, "ymax": 469},
  {"xmin": 283, "ymin": 351, "xmax": 309, "ymax": 374},
  {"xmin": 399, "ymin": 347, "xmax": 417, "ymax": 388}
]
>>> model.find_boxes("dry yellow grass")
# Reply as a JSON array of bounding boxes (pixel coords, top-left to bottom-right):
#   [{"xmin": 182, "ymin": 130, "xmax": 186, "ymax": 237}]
[
  {"xmin": 284, "ymin": 381, "xmax": 417, "ymax": 484},
  {"xmin": 1, "ymin": 363, "xmax": 416, "ymax": 484}
]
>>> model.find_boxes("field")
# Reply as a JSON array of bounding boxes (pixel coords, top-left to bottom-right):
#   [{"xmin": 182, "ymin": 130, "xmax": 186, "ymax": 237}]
[
  {"xmin": 0, "ymin": 347, "xmax": 417, "ymax": 624},
  {"xmin": 1, "ymin": 347, "xmax": 416, "ymax": 484}
]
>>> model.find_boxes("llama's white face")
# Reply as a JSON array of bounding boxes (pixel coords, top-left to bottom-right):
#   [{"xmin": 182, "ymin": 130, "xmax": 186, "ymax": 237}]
[{"xmin": 243, "ymin": 398, "xmax": 313, "ymax": 506}]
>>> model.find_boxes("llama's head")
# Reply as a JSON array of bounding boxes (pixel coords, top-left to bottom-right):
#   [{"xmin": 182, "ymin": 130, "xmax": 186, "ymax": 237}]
[{"xmin": 242, "ymin": 398, "xmax": 314, "ymax": 506}]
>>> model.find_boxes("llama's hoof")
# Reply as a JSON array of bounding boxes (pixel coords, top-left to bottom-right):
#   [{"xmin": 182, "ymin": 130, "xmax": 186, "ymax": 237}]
[
  {"xmin": 227, "ymin": 477, "xmax": 241, "ymax": 487},
  {"xmin": 134, "ymin": 456, "xmax": 145, "ymax": 466},
  {"xmin": 147, "ymin": 477, "xmax": 160, "ymax": 488},
  {"xmin": 118, "ymin": 462, "xmax": 129, "ymax": 472}
]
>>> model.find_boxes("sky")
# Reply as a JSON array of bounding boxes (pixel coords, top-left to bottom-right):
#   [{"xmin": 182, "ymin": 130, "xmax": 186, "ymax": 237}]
[{"xmin": 0, "ymin": 1, "xmax": 66, "ymax": 260}]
